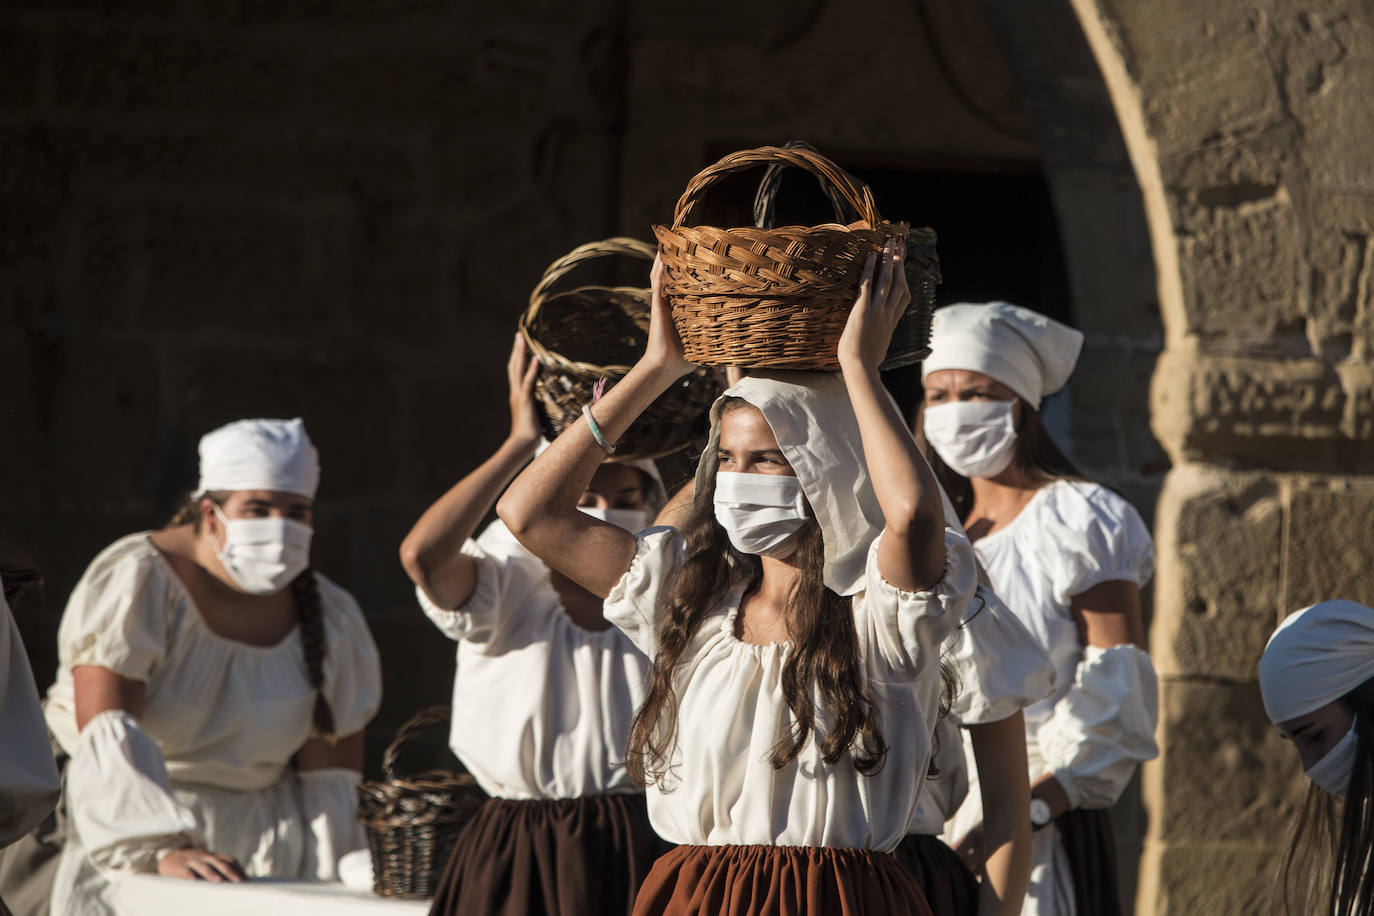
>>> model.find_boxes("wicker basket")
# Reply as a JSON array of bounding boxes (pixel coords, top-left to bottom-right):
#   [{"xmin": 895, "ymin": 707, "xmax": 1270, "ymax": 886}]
[
  {"xmin": 751, "ymin": 141, "xmax": 937, "ymax": 370},
  {"xmin": 518, "ymin": 237, "xmax": 720, "ymax": 460},
  {"xmin": 655, "ymin": 145, "xmax": 937, "ymax": 370},
  {"xmin": 358, "ymin": 706, "xmax": 485, "ymax": 899}
]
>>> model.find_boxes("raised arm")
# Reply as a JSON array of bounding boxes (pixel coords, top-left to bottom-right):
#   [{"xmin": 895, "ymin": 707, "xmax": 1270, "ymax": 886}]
[
  {"xmin": 837, "ymin": 241, "xmax": 946, "ymax": 592},
  {"xmin": 399, "ymin": 335, "xmax": 542, "ymax": 610},
  {"xmin": 498, "ymin": 256, "xmax": 695, "ymax": 598}
]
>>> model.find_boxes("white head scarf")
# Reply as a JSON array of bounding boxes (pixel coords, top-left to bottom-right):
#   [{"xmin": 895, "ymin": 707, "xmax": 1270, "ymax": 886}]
[
  {"xmin": 534, "ymin": 439, "xmax": 667, "ymax": 514},
  {"xmin": 922, "ymin": 302, "xmax": 1085, "ymax": 409},
  {"xmin": 192, "ymin": 418, "xmax": 320, "ymax": 499},
  {"xmin": 693, "ymin": 371, "xmax": 884, "ymax": 596},
  {"xmin": 1259, "ymin": 600, "xmax": 1374, "ymax": 724}
]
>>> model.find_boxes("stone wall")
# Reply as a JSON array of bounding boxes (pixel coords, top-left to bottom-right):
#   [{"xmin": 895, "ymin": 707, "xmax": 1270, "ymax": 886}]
[
  {"xmin": 1066, "ymin": 0, "xmax": 1374, "ymax": 911},
  {"xmin": 0, "ymin": 0, "xmax": 629, "ymax": 759}
]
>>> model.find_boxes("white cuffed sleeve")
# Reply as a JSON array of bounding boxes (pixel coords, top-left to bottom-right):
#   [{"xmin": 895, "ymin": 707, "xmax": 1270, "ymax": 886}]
[
  {"xmin": 1037, "ymin": 644, "xmax": 1159, "ymax": 809},
  {"xmin": 603, "ymin": 527, "xmax": 684, "ymax": 658},
  {"xmin": 415, "ymin": 520, "xmax": 549, "ymax": 650},
  {"xmin": 856, "ymin": 528, "xmax": 977, "ymax": 677},
  {"xmin": 315, "ymin": 576, "xmax": 382, "ymax": 740},
  {"xmin": 946, "ymin": 584, "xmax": 1057, "ymax": 725},
  {"xmin": 1047, "ymin": 484, "xmax": 1155, "ymax": 604},
  {"xmin": 0, "ymin": 593, "xmax": 60, "ymax": 848},
  {"xmin": 298, "ymin": 767, "xmax": 366, "ymax": 881},
  {"xmin": 67, "ymin": 709, "xmax": 201, "ymax": 871},
  {"xmin": 57, "ymin": 538, "xmax": 170, "ymax": 682}
]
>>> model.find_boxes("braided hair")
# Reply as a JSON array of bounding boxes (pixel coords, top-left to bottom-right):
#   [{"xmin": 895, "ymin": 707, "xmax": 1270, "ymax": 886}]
[
  {"xmin": 290, "ymin": 568, "xmax": 335, "ymax": 742},
  {"xmin": 169, "ymin": 491, "xmax": 335, "ymax": 742}
]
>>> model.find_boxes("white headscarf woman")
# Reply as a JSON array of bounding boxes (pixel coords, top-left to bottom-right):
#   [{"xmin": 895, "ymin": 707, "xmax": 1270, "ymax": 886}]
[
  {"xmin": 919, "ymin": 302, "xmax": 1158, "ymax": 916},
  {"xmin": 1259, "ymin": 600, "xmax": 1374, "ymax": 916},
  {"xmin": 38, "ymin": 418, "xmax": 381, "ymax": 916}
]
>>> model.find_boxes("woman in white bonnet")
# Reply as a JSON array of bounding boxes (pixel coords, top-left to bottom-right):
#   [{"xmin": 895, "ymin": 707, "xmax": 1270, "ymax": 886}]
[
  {"xmin": 399, "ymin": 337, "xmax": 668, "ymax": 916},
  {"xmin": 917, "ymin": 302, "xmax": 1159, "ymax": 916},
  {"xmin": 1258, "ymin": 599, "xmax": 1374, "ymax": 916},
  {"xmin": 37, "ymin": 418, "xmax": 381, "ymax": 914}
]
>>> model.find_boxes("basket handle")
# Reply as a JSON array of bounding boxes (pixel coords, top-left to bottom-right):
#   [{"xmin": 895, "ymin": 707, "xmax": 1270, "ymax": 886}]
[
  {"xmin": 671, "ymin": 145, "xmax": 881, "ymax": 231},
  {"xmin": 752, "ymin": 140, "xmax": 856, "ymax": 230},
  {"xmin": 380, "ymin": 705, "xmax": 450, "ymax": 781},
  {"xmin": 526, "ymin": 237, "xmax": 657, "ymax": 321}
]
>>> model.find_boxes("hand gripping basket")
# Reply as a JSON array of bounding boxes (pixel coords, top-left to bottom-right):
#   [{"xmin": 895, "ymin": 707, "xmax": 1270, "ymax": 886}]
[
  {"xmin": 358, "ymin": 706, "xmax": 486, "ymax": 899},
  {"xmin": 654, "ymin": 145, "xmax": 938, "ymax": 370},
  {"xmin": 751, "ymin": 141, "xmax": 938, "ymax": 370},
  {"xmin": 518, "ymin": 237, "xmax": 720, "ymax": 460}
]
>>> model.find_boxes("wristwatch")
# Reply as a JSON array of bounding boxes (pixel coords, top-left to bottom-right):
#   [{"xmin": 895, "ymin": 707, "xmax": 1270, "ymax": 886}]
[{"xmin": 1030, "ymin": 796, "xmax": 1053, "ymax": 831}]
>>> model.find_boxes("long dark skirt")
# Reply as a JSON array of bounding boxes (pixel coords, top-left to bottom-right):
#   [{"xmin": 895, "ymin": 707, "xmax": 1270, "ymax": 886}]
[
  {"xmin": 891, "ymin": 834, "xmax": 978, "ymax": 916},
  {"xmin": 427, "ymin": 793, "xmax": 667, "ymax": 916},
  {"xmin": 1056, "ymin": 808, "xmax": 1121, "ymax": 916},
  {"xmin": 634, "ymin": 844, "xmax": 933, "ymax": 916}
]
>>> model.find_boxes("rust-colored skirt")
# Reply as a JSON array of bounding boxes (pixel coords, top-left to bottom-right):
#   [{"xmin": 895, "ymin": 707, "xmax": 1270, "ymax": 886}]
[
  {"xmin": 1056, "ymin": 808, "xmax": 1121, "ymax": 916},
  {"xmin": 633, "ymin": 844, "xmax": 935, "ymax": 916},
  {"xmin": 427, "ymin": 793, "xmax": 668, "ymax": 916},
  {"xmin": 891, "ymin": 834, "xmax": 978, "ymax": 916}
]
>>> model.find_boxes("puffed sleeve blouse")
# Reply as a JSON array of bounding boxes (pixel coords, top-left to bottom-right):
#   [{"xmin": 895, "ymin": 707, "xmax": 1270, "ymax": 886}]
[
  {"xmin": 44, "ymin": 533, "xmax": 383, "ymax": 790},
  {"xmin": 603, "ymin": 524, "xmax": 977, "ymax": 852},
  {"xmin": 417, "ymin": 519, "xmax": 652, "ymax": 800}
]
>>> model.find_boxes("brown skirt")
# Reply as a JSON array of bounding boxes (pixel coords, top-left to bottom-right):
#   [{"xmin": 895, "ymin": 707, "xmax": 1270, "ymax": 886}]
[
  {"xmin": 634, "ymin": 844, "xmax": 935, "ymax": 916},
  {"xmin": 427, "ymin": 793, "xmax": 668, "ymax": 916},
  {"xmin": 1056, "ymin": 808, "xmax": 1121, "ymax": 916},
  {"xmin": 891, "ymin": 834, "xmax": 978, "ymax": 916}
]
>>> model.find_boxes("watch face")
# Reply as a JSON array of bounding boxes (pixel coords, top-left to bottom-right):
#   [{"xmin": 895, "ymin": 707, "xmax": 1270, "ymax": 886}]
[{"xmin": 1030, "ymin": 797, "xmax": 1053, "ymax": 828}]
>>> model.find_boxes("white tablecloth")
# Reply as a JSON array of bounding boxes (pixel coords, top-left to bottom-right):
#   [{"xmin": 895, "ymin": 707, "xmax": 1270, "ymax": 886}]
[{"xmin": 108, "ymin": 873, "xmax": 430, "ymax": 915}]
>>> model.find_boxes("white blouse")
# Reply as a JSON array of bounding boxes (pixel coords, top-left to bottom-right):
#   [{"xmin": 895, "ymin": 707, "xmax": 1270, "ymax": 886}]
[
  {"xmin": 1, "ymin": 588, "xmax": 60, "ymax": 849},
  {"xmin": 947, "ymin": 481, "xmax": 1158, "ymax": 916},
  {"xmin": 418, "ymin": 520, "xmax": 651, "ymax": 800},
  {"xmin": 603, "ymin": 525, "xmax": 976, "ymax": 851},
  {"xmin": 971, "ymin": 480, "xmax": 1154, "ymax": 743},
  {"xmin": 45, "ymin": 533, "xmax": 383, "ymax": 788}
]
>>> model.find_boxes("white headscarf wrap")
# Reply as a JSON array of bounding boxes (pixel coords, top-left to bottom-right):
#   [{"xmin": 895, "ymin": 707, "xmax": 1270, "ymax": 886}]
[
  {"xmin": 534, "ymin": 439, "xmax": 667, "ymax": 514},
  {"xmin": 922, "ymin": 301, "xmax": 1085, "ymax": 409},
  {"xmin": 1259, "ymin": 600, "xmax": 1374, "ymax": 724},
  {"xmin": 192, "ymin": 418, "xmax": 320, "ymax": 499},
  {"xmin": 693, "ymin": 371, "xmax": 884, "ymax": 597}
]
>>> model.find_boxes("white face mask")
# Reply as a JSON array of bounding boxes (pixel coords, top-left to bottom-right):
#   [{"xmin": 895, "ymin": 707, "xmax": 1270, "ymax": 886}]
[
  {"xmin": 213, "ymin": 506, "xmax": 312, "ymax": 595},
  {"xmin": 922, "ymin": 400, "xmax": 1019, "ymax": 479},
  {"xmin": 1306, "ymin": 723, "xmax": 1358, "ymax": 796},
  {"xmin": 713, "ymin": 471, "xmax": 808, "ymax": 557},
  {"xmin": 579, "ymin": 505, "xmax": 652, "ymax": 534}
]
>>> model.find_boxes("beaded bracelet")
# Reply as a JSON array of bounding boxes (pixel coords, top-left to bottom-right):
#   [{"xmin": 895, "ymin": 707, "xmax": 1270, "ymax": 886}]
[{"xmin": 582, "ymin": 404, "xmax": 616, "ymax": 455}]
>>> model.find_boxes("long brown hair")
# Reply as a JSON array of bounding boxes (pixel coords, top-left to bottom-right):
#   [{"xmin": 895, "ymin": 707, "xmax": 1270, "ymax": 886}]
[
  {"xmin": 625, "ymin": 400, "xmax": 889, "ymax": 787},
  {"xmin": 1279, "ymin": 677, "xmax": 1374, "ymax": 916},
  {"xmin": 912, "ymin": 398, "xmax": 1082, "ymax": 521},
  {"xmin": 168, "ymin": 492, "xmax": 335, "ymax": 741}
]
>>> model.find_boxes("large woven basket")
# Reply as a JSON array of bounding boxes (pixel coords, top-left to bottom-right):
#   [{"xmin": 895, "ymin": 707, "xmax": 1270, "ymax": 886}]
[
  {"xmin": 751, "ymin": 141, "xmax": 937, "ymax": 370},
  {"xmin": 518, "ymin": 237, "xmax": 720, "ymax": 460},
  {"xmin": 358, "ymin": 706, "xmax": 485, "ymax": 899},
  {"xmin": 655, "ymin": 145, "xmax": 936, "ymax": 370}
]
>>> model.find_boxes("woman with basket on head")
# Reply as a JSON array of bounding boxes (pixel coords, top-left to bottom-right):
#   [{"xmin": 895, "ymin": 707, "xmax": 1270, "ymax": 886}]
[
  {"xmin": 498, "ymin": 230, "xmax": 976, "ymax": 915},
  {"xmin": 917, "ymin": 303, "xmax": 1159, "ymax": 916},
  {"xmin": 399, "ymin": 237, "xmax": 716, "ymax": 916},
  {"xmin": 1258, "ymin": 600, "xmax": 1374, "ymax": 916},
  {"xmin": 36, "ymin": 418, "xmax": 382, "ymax": 915}
]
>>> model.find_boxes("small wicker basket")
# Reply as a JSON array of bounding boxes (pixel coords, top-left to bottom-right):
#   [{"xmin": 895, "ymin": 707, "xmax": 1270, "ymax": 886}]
[
  {"xmin": 358, "ymin": 706, "xmax": 485, "ymax": 899},
  {"xmin": 751, "ymin": 141, "xmax": 937, "ymax": 370},
  {"xmin": 518, "ymin": 237, "xmax": 720, "ymax": 460},
  {"xmin": 654, "ymin": 145, "xmax": 937, "ymax": 371}
]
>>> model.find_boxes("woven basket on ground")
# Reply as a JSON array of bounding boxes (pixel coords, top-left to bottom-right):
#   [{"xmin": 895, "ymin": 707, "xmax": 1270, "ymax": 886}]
[
  {"xmin": 518, "ymin": 237, "xmax": 720, "ymax": 460},
  {"xmin": 654, "ymin": 145, "xmax": 938, "ymax": 371},
  {"xmin": 358, "ymin": 706, "xmax": 485, "ymax": 899},
  {"xmin": 751, "ymin": 141, "xmax": 937, "ymax": 370}
]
